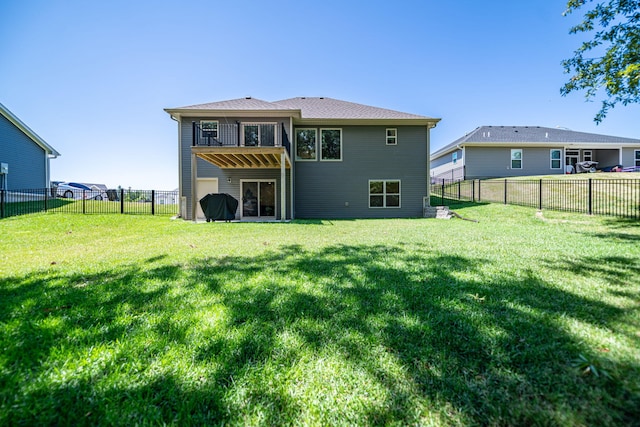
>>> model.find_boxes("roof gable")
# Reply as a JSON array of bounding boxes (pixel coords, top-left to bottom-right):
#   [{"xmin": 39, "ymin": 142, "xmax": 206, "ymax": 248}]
[{"xmin": 0, "ymin": 102, "xmax": 60, "ymax": 157}]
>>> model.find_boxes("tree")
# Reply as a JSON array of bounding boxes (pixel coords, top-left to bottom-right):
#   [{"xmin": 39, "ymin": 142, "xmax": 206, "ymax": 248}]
[{"xmin": 561, "ymin": 0, "xmax": 640, "ymax": 123}]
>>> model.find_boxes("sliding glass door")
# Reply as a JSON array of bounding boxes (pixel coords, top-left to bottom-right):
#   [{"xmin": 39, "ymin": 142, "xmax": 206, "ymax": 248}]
[{"xmin": 241, "ymin": 180, "xmax": 275, "ymax": 218}]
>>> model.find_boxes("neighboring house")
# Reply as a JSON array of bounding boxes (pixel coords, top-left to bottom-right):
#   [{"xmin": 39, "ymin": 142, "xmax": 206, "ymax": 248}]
[
  {"xmin": 0, "ymin": 102, "xmax": 60, "ymax": 190},
  {"xmin": 165, "ymin": 97, "xmax": 440, "ymax": 220},
  {"xmin": 431, "ymin": 126, "xmax": 640, "ymax": 181}
]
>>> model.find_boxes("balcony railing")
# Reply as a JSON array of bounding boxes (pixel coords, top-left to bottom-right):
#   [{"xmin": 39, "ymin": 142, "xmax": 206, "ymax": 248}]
[{"xmin": 192, "ymin": 122, "xmax": 290, "ymax": 152}]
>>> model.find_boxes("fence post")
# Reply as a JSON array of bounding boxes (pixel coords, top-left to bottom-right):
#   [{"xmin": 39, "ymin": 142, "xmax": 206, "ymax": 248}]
[
  {"xmin": 472, "ymin": 179, "xmax": 475, "ymax": 202},
  {"xmin": 44, "ymin": 188, "xmax": 48, "ymax": 212},
  {"xmin": 457, "ymin": 180, "xmax": 461, "ymax": 200},
  {"xmin": 504, "ymin": 179, "xmax": 508, "ymax": 204},
  {"xmin": 589, "ymin": 178, "xmax": 593, "ymax": 215},
  {"xmin": 539, "ymin": 179, "xmax": 543, "ymax": 210},
  {"xmin": 82, "ymin": 190, "xmax": 86, "ymax": 214},
  {"xmin": 441, "ymin": 179, "xmax": 445, "ymax": 206},
  {"xmin": 0, "ymin": 190, "xmax": 4, "ymax": 218},
  {"xmin": 151, "ymin": 190, "xmax": 155, "ymax": 215},
  {"xmin": 120, "ymin": 189, "xmax": 125, "ymax": 214},
  {"xmin": 478, "ymin": 180, "xmax": 481, "ymax": 202}
]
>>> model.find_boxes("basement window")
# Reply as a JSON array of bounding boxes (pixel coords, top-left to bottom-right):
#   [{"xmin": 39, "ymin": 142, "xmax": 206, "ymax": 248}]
[{"xmin": 369, "ymin": 180, "xmax": 401, "ymax": 208}]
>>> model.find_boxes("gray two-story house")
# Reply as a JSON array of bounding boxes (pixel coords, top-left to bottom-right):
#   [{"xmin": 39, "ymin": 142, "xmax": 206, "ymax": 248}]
[
  {"xmin": 165, "ymin": 97, "xmax": 440, "ymax": 220},
  {"xmin": 431, "ymin": 125, "xmax": 640, "ymax": 181},
  {"xmin": 0, "ymin": 102, "xmax": 60, "ymax": 191}
]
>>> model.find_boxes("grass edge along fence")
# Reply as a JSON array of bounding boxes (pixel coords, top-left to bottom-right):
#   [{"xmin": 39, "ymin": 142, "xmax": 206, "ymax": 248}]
[
  {"xmin": 431, "ymin": 178, "xmax": 640, "ymax": 219},
  {"xmin": 0, "ymin": 188, "xmax": 179, "ymax": 218}
]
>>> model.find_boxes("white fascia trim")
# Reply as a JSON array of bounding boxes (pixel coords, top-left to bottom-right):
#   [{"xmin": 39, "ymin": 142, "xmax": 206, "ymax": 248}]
[
  {"xmin": 165, "ymin": 109, "xmax": 302, "ymax": 121},
  {"xmin": 294, "ymin": 118, "xmax": 440, "ymax": 127}
]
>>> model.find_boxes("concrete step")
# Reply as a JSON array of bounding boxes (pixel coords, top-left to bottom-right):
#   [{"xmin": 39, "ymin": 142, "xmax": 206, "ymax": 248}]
[{"xmin": 424, "ymin": 206, "xmax": 451, "ymax": 219}]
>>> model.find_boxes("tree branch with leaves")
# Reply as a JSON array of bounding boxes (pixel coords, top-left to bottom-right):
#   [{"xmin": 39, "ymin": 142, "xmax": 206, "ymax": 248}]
[{"xmin": 561, "ymin": 0, "xmax": 640, "ymax": 123}]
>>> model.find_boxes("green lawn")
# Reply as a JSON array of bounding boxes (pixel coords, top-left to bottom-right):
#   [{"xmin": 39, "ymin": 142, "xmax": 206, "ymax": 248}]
[{"xmin": 1, "ymin": 204, "xmax": 639, "ymax": 426}]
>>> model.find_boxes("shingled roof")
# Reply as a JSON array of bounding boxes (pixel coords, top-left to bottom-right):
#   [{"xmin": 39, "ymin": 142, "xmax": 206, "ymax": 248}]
[
  {"xmin": 176, "ymin": 97, "xmax": 289, "ymax": 111},
  {"xmin": 432, "ymin": 125, "xmax": 640, "ymax": 158},
  {"xmin": 166, "ymin": 96, "xmax": 438, "ymax": 124},
  {"xmin": 273, "ymin": 97, "xmax": 431, "ymax": 120}
]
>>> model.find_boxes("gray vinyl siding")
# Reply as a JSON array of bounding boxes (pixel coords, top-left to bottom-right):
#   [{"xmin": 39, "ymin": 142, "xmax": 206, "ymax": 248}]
[
  {"xmin": 621, "ymin": 148, "xmax": 636, "ymax": 167},
  {"xmin": 0, "ymin": 113, "xmax": 47, "ymax": 190},
  {"xmin": 294, "ymin": 126, "xmax": 428, "ymax": 218},
  {"xmin": 430, "ymin": 148, "xmax": 463, "ymax": 180},
  {"xmin": 431, "ymin": 149, "xmax": 462, "ymax": 169},
  {"xmin": 180, "ymin": 116, "xmax": 292, "ymax": 220},
  {"xmin": 465, "ymin": 146, "xmax": 565, "ymax": 179}
]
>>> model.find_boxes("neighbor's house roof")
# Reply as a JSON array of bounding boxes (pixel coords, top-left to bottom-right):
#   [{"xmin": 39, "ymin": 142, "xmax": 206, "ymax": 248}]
[
  {"xmin": 0, "ymin": 102, "xmax": 60, "ymax": 157},
  {"xmin": 431, "ymin": 125, "xmax": 640, "ymax": 159},
  {"xmin": 165, "ymin": 96, "xmax": 440, "ymax": 126}
]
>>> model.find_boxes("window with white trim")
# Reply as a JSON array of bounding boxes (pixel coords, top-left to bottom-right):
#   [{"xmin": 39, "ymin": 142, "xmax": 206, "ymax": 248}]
[
  {"xmin": 583, "ymin": 150, "xmax": 593, "ymax": 161},
  {"xmin": 550, "ymin": 149, "xmax": 561, "ymax": 169},
  {"xmin": 386, "ymin": 128, "xmax": 397, "ymax": 145},
  {"xmin": 635, "ymin": 150, "xmax": 640, "ymax": 168},
  {"xmin": 369, "ymin": 180, "xmax": 401, "ymax": 208},
  {"xmin": 295, "ymin": 128, "xmax": 317, "ymax": 161},
  {"xmin": 320, "ymin": 129, "xmax": 342, "ymax": 161},
  {"xmin": 452, "ymin": 152, "xmax": 458, "ymax": 164},
  {"xmin": 511, "ymin": 149, "xmax": 522, "ymax": 169}
]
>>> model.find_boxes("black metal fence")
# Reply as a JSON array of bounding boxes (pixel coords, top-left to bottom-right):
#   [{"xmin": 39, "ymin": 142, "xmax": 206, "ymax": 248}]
[
  {"xmin": 431, "ymin": 178, "xmax": 640, "ymax": 218},
  {"xmin": 0, "ymin": 188, "xmax": 179, "ymax": 219}
]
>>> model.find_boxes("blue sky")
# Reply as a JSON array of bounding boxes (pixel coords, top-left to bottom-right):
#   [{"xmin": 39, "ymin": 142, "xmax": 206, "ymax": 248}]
[{"xmin": 1, "ymin": 0, "xmax": 638, "ymax": 190}]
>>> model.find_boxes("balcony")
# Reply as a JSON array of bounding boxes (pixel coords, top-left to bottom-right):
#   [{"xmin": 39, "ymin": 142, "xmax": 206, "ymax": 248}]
[{"xmin": 191, "ymin": 121, "xmax": 291, "ymax": 169}]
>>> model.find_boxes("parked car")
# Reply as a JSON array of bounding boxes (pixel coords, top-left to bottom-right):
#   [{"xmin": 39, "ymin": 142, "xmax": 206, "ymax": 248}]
[
  {"xmin": 600, "ymin": 164, "xmax": 624, "ymax": 172},
  {"xmin": 574, "ymin": 161, "xmax": 599, "ymax": 173},
  {"xmin": 56, "ymin": 182, "xmax": 107, "ymax": 200}
]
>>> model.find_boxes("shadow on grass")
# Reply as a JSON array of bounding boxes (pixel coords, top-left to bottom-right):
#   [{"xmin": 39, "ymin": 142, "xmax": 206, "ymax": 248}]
[
  {"xmin": 1, "ymin": 245, "xmax": 639, "ymax": 425},
  {"xmin": 602, "ymin": 217, "xmax": 640, "ymax": 229},
  {"xmin": 1, "ymin": 198, "xmax": 74, "ymax": 219},
  {"xmin": 429, "ymin": 196, "xmax": 489, "ymax": 210}
]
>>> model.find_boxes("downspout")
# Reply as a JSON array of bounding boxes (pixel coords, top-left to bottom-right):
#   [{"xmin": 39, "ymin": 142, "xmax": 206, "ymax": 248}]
[
  {"xmin": 460, "ymin": 145, "xmax": 465, "ymax": 180},
  {"xmin": 425, "ymin": 124, "xmax": 431, "ymax": 207},
  {"xmin": 44, "ymin": 150, "xmax": 50, "ymax": 189}
]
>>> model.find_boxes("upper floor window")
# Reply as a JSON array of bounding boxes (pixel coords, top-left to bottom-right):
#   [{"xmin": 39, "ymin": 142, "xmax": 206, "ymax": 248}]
[
  {"xmin": 511, "ymin": 149, "xmax": 522, "ymax": 169},
  {"xmin": 386, "ymin": 128, "xmax": 397, "ymax": 145},
  {"xmin": 452, "ymin": 152, "xmax": 458, "ymax": 164},
  {"xmin": 295, "ymin": 128, "xmax": 317, "ymax": 161},
  {"xmin": 321, "ymin": 129, "xmax": 342, "ymax": 161},
  {"xmin": 550, "ymin": 149, "xmax": 561, "ymax": 169}
]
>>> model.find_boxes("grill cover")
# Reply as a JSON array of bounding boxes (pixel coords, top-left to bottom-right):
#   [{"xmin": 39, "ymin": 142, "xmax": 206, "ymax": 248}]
[{"xmin": 199, "ymin": 193, "xmax": 238, "ymax": 221}]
